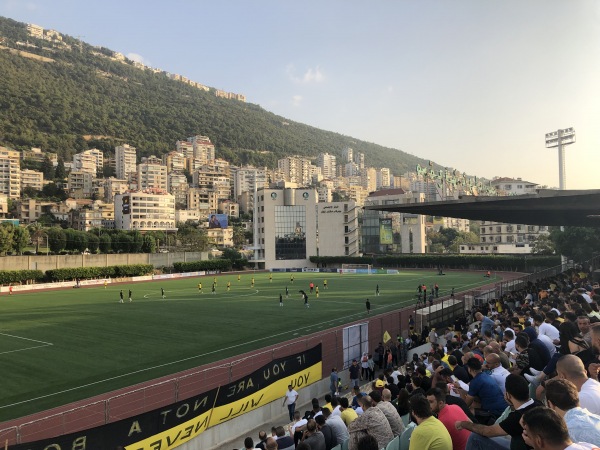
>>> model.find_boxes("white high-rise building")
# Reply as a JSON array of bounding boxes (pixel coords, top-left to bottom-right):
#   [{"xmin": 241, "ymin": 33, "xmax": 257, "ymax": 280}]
[
  {"xmin": 317, "ymin": 153, "xmax": 337, "ymax": 179},
  {"xmin": 72, "ymin": 151, "xmax": 98, "ymax": 175},
  {"xmin": 0, "ymin": 147, "xmax": 21, "ymax": 199},
  {"xmin": 252, "ymin": 188, "xmax": 317, "ymax": 270},
  {"xmin": 115, "ymin": 144, "xmax": 137, "ymax": 180},
  {"xmin": 176, "ymin": 135, "xmax": 215, "ymax": 164},
  {"xmin": 114, "ymin": 191, "xmax": 176, "ymax": 231},
  {"xmin": 317, "ymin": 201, "xmax": 359, "ymax": 257}
]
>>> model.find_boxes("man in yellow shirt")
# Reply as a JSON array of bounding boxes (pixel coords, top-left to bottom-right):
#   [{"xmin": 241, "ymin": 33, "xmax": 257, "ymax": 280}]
[
  {"xmin": 339, "ymin": 397, "xmax": 358, "ymax": 426},
  {"xmin": 408, "ymin": 395, "xmax": 452, "ymax": 450}
]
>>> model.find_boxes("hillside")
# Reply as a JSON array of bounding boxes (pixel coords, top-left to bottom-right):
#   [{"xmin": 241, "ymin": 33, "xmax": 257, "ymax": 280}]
[{"xmin": 0, "ymin": 16, "xmax": 432, "ymax": 173}]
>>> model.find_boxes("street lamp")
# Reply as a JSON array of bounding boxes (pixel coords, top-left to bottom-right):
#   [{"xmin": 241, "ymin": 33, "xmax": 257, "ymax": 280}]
[{"xmin": 545, "ymin": 127, "xmax": 575, "ymax": 190}]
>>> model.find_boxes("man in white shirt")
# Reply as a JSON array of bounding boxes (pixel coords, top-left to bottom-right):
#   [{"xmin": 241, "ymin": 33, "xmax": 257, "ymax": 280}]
[
  {"xmin": 557, "ymin": 355, "xmax": 600, "ymax": 415},
  {"xmin": 485, "ymin": 353, "xmax": 510, "ymax": 394},
  {"xmin": 535, "ymin": 313, "xmax": 560, "ymax": 343},
  {"xmin": 282, "ymin": 384, "xmax": 299, "ymax": 422},
  {"xmin": 391, "ymin": 366, "xmax": 401, "ymax": 384}
]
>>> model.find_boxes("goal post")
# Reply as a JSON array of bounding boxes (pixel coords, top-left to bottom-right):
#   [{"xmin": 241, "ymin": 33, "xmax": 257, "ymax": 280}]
[{"xmin": 340, "ymin": 263, "xmax": 372, "ymax": 274}]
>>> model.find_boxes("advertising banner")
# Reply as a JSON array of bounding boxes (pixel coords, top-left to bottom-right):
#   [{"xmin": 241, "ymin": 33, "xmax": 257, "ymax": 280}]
[
  {"xmin": 379, "ymin": 218, "xmax": 393, "ymax": 245},
  {"xmin": 208, "ymin": 214, "xmax": 228, "ymax": 229},
  {"xmin": 10, "ymin": 345, "xmax": 322, "ymax": 450}
]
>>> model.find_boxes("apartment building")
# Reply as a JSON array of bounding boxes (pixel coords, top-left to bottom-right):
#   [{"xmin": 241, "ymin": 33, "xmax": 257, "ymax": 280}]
[
  {"xmin": 21, "ymin": 169, "xmax": 44, "ymax": 191},
  {"xmin": 0, "ymin": 148, "xmax": 21, "ymax": 199},
  {"xmin": 137, "ymin": 162, "xmax": 168, "ymax": 191},
  {"xmin": 115, "ymin": 144, "xmax": 137, "ymax": 180},
  {"xmin": 317, "ymin": 153, "xmax": 337, "ymax": 179},
  {"xmin": 114, "ymin": 190, "xmax": 176, "ymax": 231},
  {"xmin": 277, "ymin": 156, "xmax": 315, "ymax": 186}
]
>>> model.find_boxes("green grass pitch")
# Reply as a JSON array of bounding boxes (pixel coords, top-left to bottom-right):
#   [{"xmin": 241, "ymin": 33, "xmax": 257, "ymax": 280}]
[{"xmin": 0, "ymin": 270, "xmax": 499, "ymax": 421}]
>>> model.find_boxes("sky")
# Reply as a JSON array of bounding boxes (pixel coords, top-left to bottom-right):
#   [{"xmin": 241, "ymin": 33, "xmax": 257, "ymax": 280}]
[{"xmin": 1, "ymin": 0, "xmax": 599, "ymax": 189}]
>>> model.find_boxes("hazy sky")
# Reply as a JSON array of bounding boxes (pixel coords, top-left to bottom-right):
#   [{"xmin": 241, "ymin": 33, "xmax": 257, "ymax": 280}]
[{"xmin": 1, "ymin": 0, "xmax": 599, "ymax": 189}]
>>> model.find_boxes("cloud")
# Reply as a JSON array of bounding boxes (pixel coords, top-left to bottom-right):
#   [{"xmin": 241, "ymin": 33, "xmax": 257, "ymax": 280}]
[
  {"xmin": 286, "ymin": 64, "xmax": 325, "ymax": 84},
  {"xmin": 126, "ymin": 52, "xmax": 151, "ymax": 66},
  {"xmin": 292, "ymin": 95, "xmax": 303, "ymax": 107},
  {"xmin": 0, "ymin": 0, "xmax": 37, "ymax": 12}
]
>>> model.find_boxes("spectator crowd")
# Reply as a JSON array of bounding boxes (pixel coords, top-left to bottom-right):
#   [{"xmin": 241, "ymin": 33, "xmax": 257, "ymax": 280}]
[{"xmin": 237, "ymin": 267, "xmax": 600, "ymax": 450}]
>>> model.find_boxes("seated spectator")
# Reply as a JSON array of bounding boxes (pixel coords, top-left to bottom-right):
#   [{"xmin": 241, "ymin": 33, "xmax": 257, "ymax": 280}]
[
  {"xmin": 545, "ymin": 378, "xmax": 600, "ymax": 445},
  {"xmin": 520, "ymin": 406, "xmax": 599, "ymax": 450},
  {"xmin": 556, "ymin": 354, "xmax": 600, "ymax": 415},
  {"xmin": 456, "ymin": 374, "xmax": 542, "ymax": 450},
  {"xmin": 426, "ymin": 387, "xmax": 470, "ymax": 450},
  {"xmin": 408, "ymin": 395, "xmax": 452, "ymax": 450},
  {"xmin": 322, "ymin": 407, "xmax": 349, "ymax": 444},
  {"xmin": 457, "ymin": 357, "xmax": 508, "ymax": 421},
  {"xmin": 351, "ymin": 386, "xmax": 366, "ymax": 409},
  {"xmin": 255, "ymin": 430, "xmax": 268, "ymax": 450},
  {"xmin": 448, "ymin": 354, "xmax": 470, "ymax": 384},
  {"xmin": 265, "ymin": 437, "xmax": 278, "ymax": 450},
  {"xmin": 357, "ymin": 435, "xmax": 379, "ymax": 450},
  {"xmin": 288, "ymin": 412, "xmax": 306, "ymax": 447},
  {"xmin": 484, "ymin": 353, "xmax": 510, "ymax": 394},
  {"xmin": 348, "ymin": 395, "xmax": 394, "ymax": 450},
  {"xmin": 314, "ymin": 415, "xmax": 337, "ymax": 450},
  {"xmin": 371, "ymin": 388, "xmax": 405, "ymax": 437},
  {"xmin": 300, "ymin": 419, "xmax": 326, "ymax": 450},
  {"xmin": 275, "ymin": 426, "xmax": 295, "ymax": 450},
  {"xmin": 339, "ymin": 397, "xmax": 358, "ymax": 426},
  {"xmin": 244, "ymin": 436, "xmax": 258, "ymax": 450}
]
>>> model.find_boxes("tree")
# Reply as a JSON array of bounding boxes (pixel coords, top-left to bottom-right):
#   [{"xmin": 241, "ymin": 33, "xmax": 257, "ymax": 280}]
[
  {"xmin": 87, "ymin": 232, "xmax": 100, "ymax": 253},
  {"xmin": 47, "ymin": 227, "xmax": 66, "ymax": 253},
  {"xmin": 12, "ymin": 226, "xmax": 30, "ymax": 255},
  {"xmin": 99, "ymin": 233, "xmax": 111, "ymax": 253},
  {"xmin": 142, "ymin": 234, "xmax": 156, "ymax": 253},
  {"xmin": 550, "ymin": 227, "xmax": 600, "ymax": 261},
  {"xmin": 28, "ymin": 222, "xmax": 46, "ymax": 253},
  {"xmin": 232, "ymin": 225, "xmax": 246, "ymax": 247},
  {"xmin": 130, "ymin": 231, "xmax": 144, "ymax": 253},
  {"xmin": 72, "ymin": 231, "xmax": 89, "ymax": 253},
  {"xmin": 55, "ymin": 157, "xmax": 66, "ymax": 180},
  {"xmin": 531, "ymin": 234, "xmax": 555, "ymax": 255},
  {"xmin": 41, "ymin": 155, "xmax": 55, "ymax": 180},
  {"xmin": 0, "ymin": 223, "xmax": 14, "ymax": 255}
]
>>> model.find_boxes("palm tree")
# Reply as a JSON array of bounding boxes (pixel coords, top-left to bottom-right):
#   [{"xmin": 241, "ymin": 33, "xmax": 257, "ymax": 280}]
[{"xmin": 28, "ymin": 222, "xmax": 46, "ymax": 254}]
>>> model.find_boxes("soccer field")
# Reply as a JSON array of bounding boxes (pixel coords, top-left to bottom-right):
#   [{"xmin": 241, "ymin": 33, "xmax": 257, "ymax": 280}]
[{"xmin": 0, "ymin": 269, "xmax": 499, "ymax": 421}]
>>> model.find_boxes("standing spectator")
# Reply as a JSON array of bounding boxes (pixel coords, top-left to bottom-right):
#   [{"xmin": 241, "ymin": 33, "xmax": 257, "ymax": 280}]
[
  {"xmin": 408, "ymin": 395, "xmax": 452, "ymax": 450},
  {"xmin": 283, "ymin": 384, "xmax": 299, "ymax": 422},
  {"xmin": 367, "ymin": 354, "xmax": 375, "ymax": 381},
  {"xmin": 361, "ymin": 353, "xmax": 369, "ymax": 380},
  {"xmin": 329, "ymin": 368, "xmax": 338, "ymax": 397},
  {"xmin": 349, "ymin": 359, "xmax": 361, "ymax": 388}
]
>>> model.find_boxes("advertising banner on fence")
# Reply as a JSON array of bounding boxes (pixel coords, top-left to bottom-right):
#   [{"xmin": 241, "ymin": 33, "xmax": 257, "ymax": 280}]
[{"xmin": 10, "ymin": 345, "xmax": 322, "ymax": 450}]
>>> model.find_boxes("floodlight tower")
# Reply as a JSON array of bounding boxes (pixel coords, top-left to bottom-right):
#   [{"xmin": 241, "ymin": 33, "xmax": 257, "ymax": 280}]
[{"xmin": 545, "ymin": 127, "xmax": 575, "ymax": 190}]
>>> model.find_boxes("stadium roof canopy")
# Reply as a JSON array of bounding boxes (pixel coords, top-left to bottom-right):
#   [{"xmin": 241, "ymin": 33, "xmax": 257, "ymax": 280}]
[{"xmin": 364, "ymin": 189, "xmax": 600, "ymax": 227}]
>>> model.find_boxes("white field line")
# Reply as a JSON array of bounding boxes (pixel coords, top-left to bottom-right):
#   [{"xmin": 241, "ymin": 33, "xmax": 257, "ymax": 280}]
[{"xmin": 0, "ymin": 332, "xmax": 53, "ymax": 356}]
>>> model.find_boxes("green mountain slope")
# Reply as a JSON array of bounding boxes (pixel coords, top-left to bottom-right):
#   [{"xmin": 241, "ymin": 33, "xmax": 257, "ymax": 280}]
[{"xmin": 0, "ymin": 16, "xmax": 431, "ymax": 173}]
